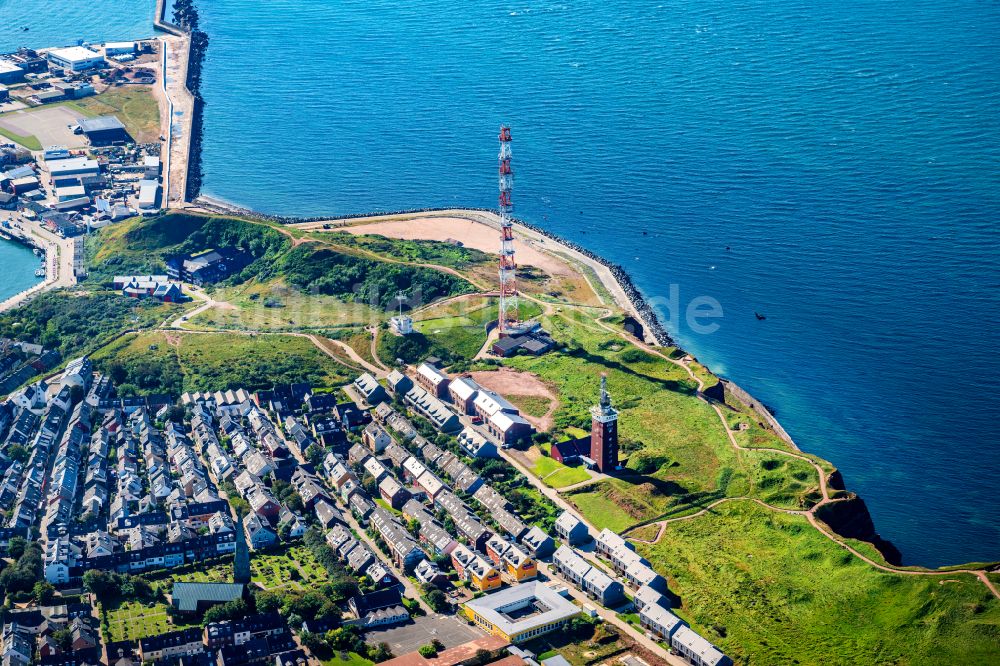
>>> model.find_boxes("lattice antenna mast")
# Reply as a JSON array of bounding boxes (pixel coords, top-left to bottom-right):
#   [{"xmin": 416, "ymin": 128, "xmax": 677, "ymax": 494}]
[{"xmin": 498, "ymin": 125, "xmax": 517, "ymax": 335}]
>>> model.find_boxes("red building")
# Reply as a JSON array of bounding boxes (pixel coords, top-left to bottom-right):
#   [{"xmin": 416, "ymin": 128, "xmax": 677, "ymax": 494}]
[
  {"xmin": 589, "ymin": 374, "xmax": 619, "ymax": 473},
  {"xmin": 550, "ymin": 374, "xmax": 619, "ymax": 473}
]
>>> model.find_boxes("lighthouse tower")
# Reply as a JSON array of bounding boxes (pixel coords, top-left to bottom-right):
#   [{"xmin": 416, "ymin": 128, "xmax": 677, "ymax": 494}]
[
  {"xmin": 589, "ymin": 374, "xmax": 619, "ymax": 473},
  {"xmin": 233, "ymin": 511, "xmax": 251, "ymax": 585}
]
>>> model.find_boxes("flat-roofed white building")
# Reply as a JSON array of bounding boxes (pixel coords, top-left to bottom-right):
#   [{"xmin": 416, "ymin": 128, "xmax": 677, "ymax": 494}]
[
  {"xmin": 143, "ymin": 154, "xmax": 161, "ymax": 178},
  {"xmin": 55, "ymin": 185, "xmax": 87, "ymax": 202},
  {"xmin": 43, "ymin": 146, "xmax": 70, "ymax": 160},
  {"xmin": 137, "ymin": 179, "xmax": 159, "ymax": 211},
  {"xmin": 46, "ymin": 46, "xmax": 104, "ymax": 72},
  {"xmin": 48, "ymin": 157, "xmax": 99, "ymax": 178},
  {"xmin": 0, "ymin": 59, "xmax": 24, "ymax": 84},
  {"xmin": 463, "ymin": 581, "xmax": 581, "ymax": 644},
  {"xmin": 390, "ymin": 314, "xmax": 413, "ymax": 335},
  {"xmin": 104, "ymin": 41, "xmax": 137, "ymax": 56}
]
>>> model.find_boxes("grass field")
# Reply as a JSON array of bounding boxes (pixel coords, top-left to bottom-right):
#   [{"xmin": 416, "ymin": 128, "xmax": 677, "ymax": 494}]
[
  {"xmin": 531, "ymin": 453, "xmax": 592, "ymax": 489},
  {"xmin": 0, "ymin": 125, "xmax": 41, "ymax": 150},
  {"xmin": 90, "ymin": 329, "xmax": 354, "ymax": 394},
  {"xmin": 410, "ymin": 297, "xmax": 542, "ymax": 363},
  {"xmin": 329, "ymin": 326, "xmax": 380, "ymax": 367},
  {"xmin": 635, "ymin": 502, "xmax": 1000, "ymax": 665},
  {"xmin": 312, "ymin": 231, "xmax": 492, "ymax": 270},
  {"xmin": 506, "ymin": 312, "xmax": 820, "ymax": 527},
  {"xmin": 103, "ymin": 598, "xmax": 197, "ymax": 643},
  {"xmin": 65, "ymin": 86, "xmax": 161, "ymax": 142},
  {"xmin": 322, "ymin": 653, "xmax": 375, "ymax": 666},
  {"xmin": 188, "ymin": 279, "xmax": 380, "ymax": 332},
  {"xmin": 507, "ymin": 394, "xmax": 552, "ymax": 419},
  {"xmin": 565, "ymin": 485, "xmax": 640, "ymax": 533}
]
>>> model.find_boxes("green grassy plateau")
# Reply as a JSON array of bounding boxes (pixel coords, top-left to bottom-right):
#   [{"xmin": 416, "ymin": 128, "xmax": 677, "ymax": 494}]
[
  {"xmin": 5, "ymin": 211, "xmax": 993, "ymax": 665},
  {"xmin": 636, "ymin": 502, "xmax": 1000, "ymax": 666}
]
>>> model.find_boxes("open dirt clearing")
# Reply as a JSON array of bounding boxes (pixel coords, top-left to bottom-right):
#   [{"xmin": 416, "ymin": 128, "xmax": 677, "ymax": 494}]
[{"xmin": 470, "ymin": 367, "xmax": 558, "ymax": 431}]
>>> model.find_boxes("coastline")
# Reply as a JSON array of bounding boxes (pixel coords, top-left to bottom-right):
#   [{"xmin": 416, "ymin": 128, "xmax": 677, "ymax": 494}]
[
  {"xmin": 142, "ymin": 0, "xmax": 991, "ymax": 572},
  {"xmin": 190, "ymin": 198, "xmax": 806, "ymax": 454},
  {"xmin": 0, "ymin": 222, "xmax": 70, "ymax": 313},
  {"xmin": 187, "ymin": 197, "xmax": 958, "ymax": 570}
]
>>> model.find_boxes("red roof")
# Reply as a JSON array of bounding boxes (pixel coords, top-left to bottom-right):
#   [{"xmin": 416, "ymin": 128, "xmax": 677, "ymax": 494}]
[{"xmin": 379, "ymin": 635, "xmax": 511, "ymax": 666}]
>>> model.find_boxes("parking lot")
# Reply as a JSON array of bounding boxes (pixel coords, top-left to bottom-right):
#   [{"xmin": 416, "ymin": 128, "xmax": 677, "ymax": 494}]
[
  {"xmin": 0, "ymin": 104, "xmax": 88, "ymax": 148},
  {"xmin": 365, "ymin": 613, "xmax": 484, "ymax": 655}
]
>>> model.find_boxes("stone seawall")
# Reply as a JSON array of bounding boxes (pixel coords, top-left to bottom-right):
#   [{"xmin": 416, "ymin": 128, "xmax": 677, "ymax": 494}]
[
  {"xmin": 155, "ymin": 0, "xmax": 206, "ymax": 200},
  {"xmin": 720, "ymin": 378, "xmax": 800, "ymax": 451}
]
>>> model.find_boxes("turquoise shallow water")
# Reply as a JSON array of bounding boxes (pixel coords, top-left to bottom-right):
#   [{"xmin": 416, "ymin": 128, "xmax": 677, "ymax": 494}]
[
  {"xmin": 3, "ymin": 0, "xmax": 999, "ymax": 567},
  {"xmin": 0, "ymin": 239, "xmax": 42, "ymax": 302}
]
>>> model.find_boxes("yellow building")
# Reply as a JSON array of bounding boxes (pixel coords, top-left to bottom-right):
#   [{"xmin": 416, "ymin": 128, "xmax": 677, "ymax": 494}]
[
  {"xmin": 469, "ymin": 558, "xmax": 503, "ymax": 592},
  {"xmin": 487, "ymin": 535, "xmax": 537, "ymax": 582},
  {"xmin": 502, "ymin": 548, "xmax": 537, "ymax": 581},
  {"xmin": 452, "ymin": 544, "xmax": 502, "ymax": 592},
  {"xmin": 463, "ymin": 582, "xmax": 581, "ymax": 644}
]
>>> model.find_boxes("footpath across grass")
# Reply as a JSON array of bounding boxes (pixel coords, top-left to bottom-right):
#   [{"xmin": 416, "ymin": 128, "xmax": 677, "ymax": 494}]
[{"xmin": 636, "ymin": 501, "xmax": 1000, "ymax": 665}]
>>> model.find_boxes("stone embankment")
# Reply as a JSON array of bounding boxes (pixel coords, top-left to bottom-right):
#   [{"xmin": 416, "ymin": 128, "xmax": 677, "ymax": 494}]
[
  {"xmin": 191, "ymin": 199, "xmax": 676, "ymax": 347},
  {"xmin": 164, "ymin": 0, "xmax": 208, "ymax": 199}
]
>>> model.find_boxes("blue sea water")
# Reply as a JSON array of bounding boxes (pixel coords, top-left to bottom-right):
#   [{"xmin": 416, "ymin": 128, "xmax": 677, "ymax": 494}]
[
  {"xmin": 0, "ymin": 0, "xmax": 155, "ymax": 51},
  {"xmin": 0, "ymin": 239, "xmax": 42, "ymax": 302},
  {"xmin": 4, "ymin": 0, "xmax": 999, "ymax": 567}
]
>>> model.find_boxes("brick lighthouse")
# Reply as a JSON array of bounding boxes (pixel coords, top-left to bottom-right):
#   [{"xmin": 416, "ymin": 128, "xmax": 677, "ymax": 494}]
[{"xmin": 590, "ymin": 374, "xmax": 619, "ymax": 473}]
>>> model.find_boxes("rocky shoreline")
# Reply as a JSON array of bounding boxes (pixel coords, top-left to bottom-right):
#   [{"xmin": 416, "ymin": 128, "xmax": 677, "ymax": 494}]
[
  {"xmin": 166, "ymin": 0, "xmax": 208, "ymax": 199},
  {"xmin": 187, "ymin": 197, "xmax": 913, "ymax": 566},
  {"xmin": 191, "ymin": 198, "xmax": 675, "ymax": 347}
]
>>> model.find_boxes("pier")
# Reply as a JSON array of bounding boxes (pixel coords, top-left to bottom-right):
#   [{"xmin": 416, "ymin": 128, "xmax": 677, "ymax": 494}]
[{"xmin": 0, "ymin": 219, "xmax": 76, "ymax": 313}]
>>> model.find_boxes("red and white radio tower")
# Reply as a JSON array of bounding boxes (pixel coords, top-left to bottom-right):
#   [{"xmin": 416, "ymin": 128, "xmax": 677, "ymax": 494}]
[{"xmin": 497, "ymin": 125, "xmax": 518, "ymax": 335}]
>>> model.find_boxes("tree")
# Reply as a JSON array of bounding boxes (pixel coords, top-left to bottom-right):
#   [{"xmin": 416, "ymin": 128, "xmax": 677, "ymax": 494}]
[
  {"xmin": 299, "ymin": 630, "xmax": 328, "ymax": 656},
  {"xmin": 0, "ymin": 542, "xmax": 43, "ymax": 594},
  {"xmin": 369, "ymin": 642, "xmax": 393, "ymax": 662},
  {"xmin": 419, "ymin": 645, "xmax": 438, "ymax": 658},
  {"xmin": 6, "ymin": 445, "xmax": 29, "ymax": 464},
  {"xmin": 329, "ymin": 579, "xmax": 358, "ymax": 601},
  {"xmin": 202, "ymin": 598, "xmax": 249, "ymax": 625},
  {"xmin": 424, "ymin": 588, "xmax": 448, "ymax": 612},
  {"xmin": 33, "ymin": 581, "xmax": 55, "ymax": 604},
  {"xmin": 229, "ymin": 496, "xmax": 251, "ymax": 517},
  {"xmin": 51, "ymin": 627, "xmax": 72, "ymax": 651},
  {"xmin": 6, "ymin": 536, "xmax": 26, "ymax": 560},
  {"xmin": 278, "ymin": 522, "xmax": 292, "ymax": 542},
  {"xmin": 83, "ymin": 570, "xmax": 115, "ymax": 597},
  {"xmin": 254, "ymin": 590, "xmax": 282, "ymax": 614}
]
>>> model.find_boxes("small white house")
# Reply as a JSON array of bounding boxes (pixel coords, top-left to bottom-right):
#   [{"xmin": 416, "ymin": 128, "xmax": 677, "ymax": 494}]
[{"xmin": 390, "ymin": 314, "xmax": 413, "ymax": 335}]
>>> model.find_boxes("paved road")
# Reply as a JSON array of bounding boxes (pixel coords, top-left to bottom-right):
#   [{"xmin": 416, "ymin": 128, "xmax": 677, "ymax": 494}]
[
  {"xmin": 157, "ymin": 34, "xmax": 195, "ymax": 208},
  {"xmin": 537, "ymin": 562, "xmax": 690, "ymax": 666}
]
